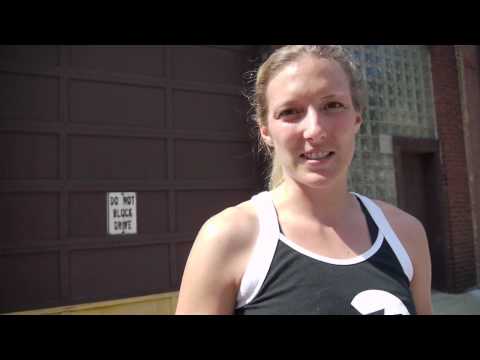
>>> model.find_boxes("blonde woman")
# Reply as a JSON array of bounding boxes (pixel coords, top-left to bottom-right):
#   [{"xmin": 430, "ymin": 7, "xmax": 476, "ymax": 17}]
[{"xmin": 176, "ymin": 45, "xmax": 432, "ymax": 315}]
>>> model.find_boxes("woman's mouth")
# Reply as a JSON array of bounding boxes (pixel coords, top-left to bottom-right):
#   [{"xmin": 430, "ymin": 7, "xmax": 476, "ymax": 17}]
[{"xmin": 301, "ymin": 151, "xmax": 335, "ymax": 161}]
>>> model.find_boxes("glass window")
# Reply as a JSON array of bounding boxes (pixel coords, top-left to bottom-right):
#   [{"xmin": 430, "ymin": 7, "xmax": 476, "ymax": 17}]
[{"xmin": 344, "ymin": 45, "xmax": 436, "ymax": 203}]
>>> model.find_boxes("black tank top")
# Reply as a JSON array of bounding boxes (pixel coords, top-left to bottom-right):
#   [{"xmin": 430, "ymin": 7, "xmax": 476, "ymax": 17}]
[{"xmin": 234, "ymin": 192, "xmax": 417, "ymax": 315}]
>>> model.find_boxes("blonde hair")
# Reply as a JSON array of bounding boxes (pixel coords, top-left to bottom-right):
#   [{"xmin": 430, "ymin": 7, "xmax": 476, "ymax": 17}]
[{"xmin": 247, "ymin": 45, "xmax": 367, "ymax": 190}]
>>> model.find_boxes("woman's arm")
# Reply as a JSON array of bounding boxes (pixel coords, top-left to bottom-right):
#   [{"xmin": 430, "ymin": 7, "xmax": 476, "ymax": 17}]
[
  {"xmin": 377, "ymin": 201, "xmax": 433, "ymax": 315},
  {"xmin": 175, "ymin": 205, "xmax": 258, "ymax": 315},
  {"xmin": 403, "ymin": 217, "xmax": 433, "ymax": 315}
]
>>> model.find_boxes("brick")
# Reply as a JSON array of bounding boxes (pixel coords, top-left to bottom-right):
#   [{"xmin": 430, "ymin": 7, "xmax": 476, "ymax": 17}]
[{"xmin": 430, "ymin": 45, "xmax": 476, "ymax": 292}]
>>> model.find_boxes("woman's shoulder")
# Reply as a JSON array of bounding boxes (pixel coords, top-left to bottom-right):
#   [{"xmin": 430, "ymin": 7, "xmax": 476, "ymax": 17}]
[
  {"xmin": 176, "ymin": 198, "xmax": 261, "ymax": 314},
  {"xmin": 372, "ymin": 199, "xmax": 426, "ymax": 236},
  {"xmin": 195, "ymin": 198, "xmax": 260, "ymax": 257},
  {"xmin": 371, "ymin": 198, "xmax": 429, "ymax": 270}
]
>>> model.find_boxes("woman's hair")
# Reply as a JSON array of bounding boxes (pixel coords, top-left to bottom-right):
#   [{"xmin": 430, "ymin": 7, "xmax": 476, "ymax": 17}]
[{"xmin": 247, "ymin": 45, "xmax": 367, "ymax": 190}]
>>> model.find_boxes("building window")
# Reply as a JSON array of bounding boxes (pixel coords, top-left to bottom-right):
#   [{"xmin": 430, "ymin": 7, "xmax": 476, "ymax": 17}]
[{"xmin": 345, "ymin": 45, "xmax": 436, "ymax": 204}]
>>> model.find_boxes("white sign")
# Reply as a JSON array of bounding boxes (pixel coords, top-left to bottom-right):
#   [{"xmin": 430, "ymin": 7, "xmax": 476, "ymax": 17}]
[{"xmin": 107, "ymin": 192, "xmax": 137, "ymax": 235}]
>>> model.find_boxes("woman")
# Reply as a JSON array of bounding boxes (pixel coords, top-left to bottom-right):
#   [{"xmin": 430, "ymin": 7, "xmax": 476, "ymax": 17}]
[{"xmin": 175, "ymin": 45, "xmax": 432, "ymax": 315}]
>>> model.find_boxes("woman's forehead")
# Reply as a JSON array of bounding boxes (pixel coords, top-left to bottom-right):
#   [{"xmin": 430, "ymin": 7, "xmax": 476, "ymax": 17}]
[{"xmin": 267, "ymin": 56, "xmax": 351, "ymax": 103}]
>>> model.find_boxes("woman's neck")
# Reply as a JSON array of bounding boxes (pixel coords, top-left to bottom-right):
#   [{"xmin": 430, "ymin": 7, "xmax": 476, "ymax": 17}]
[{"xmin": 271, "ymin": 176, "xmax": 357, "ymax": 226}]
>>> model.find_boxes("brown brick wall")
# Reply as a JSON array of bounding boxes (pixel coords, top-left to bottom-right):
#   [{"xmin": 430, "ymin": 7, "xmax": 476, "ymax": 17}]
[
  {"xmin": 430, "ymin": 46, "xmax": 477, "ymax": 292},
  {"xmin": 457, "ymin": 45, "xmax": 480, "ymax": 285}
]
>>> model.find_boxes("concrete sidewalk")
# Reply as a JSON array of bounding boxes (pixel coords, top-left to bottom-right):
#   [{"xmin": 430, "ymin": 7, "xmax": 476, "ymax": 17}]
[{"xmin": 432, "ymin": 287, "xmax": 480, "ymax": 315}]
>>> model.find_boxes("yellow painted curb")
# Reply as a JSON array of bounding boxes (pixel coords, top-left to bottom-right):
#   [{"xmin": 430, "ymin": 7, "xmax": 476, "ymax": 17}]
[{"xmin": 8, "ymin": 292, "xmax": 179, "ymax": 315}]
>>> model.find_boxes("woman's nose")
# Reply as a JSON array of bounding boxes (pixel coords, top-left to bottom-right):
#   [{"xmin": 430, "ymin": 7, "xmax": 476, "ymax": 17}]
[{"xmin": 303, "ymin": 109, "xmax": 327, "ymax": 142}]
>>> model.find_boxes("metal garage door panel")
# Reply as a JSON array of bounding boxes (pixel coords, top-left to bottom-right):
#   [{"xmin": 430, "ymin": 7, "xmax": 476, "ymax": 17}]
[
  {"xmin": 135, "ymin": 191, "xmax": 170, "ymax": 236},
  {"xmin": 2, "ymin": 192, "xmax": 59, "ymax": 244},
  {"xmin": 0, "ymin": 45, "xmax": 262, "ymax": 312},
  {"xmin": 0, "ymin": 73, "xmax": 59, "ymax": 123},
  {"xmin": 69, "ymin": 80, "xmax": 166, "ymax": 127},
  {"xmin": 69, "ymin": 244, "xmax": 170, "ymax": 302},
  {"xmin": 0, "ymin": 251, "xmax": 61, "ymax": 313},
  {"xmin": 70, "ymin": 46, "xmax": 166, "ymax": 78},
  {"xmin": 172, "ymin": 89, "xmax": 249, "ymax": 132},
  {"xmin": 174, "ymin": 140, "xmax": 254, "ymax": 180},
  {"xmin": 0, "ymin": 132, "xmax": 59, "ymax": 180},
  {"xmin": 0, "ymin": 45, "xmax": 60, "ymax": 68},
  {"xmin": 68, "ymin": 191, "xmax": 169, "ymax": 238},
  {"xmin": 175, "ymin": 189, "xmax": 253, "ymax": 232},
  {"xmin": 68, "ymin": 192, "xmax": 109, "ymax": 238},
  {"xmin": 171, "ymin": 46, "xmax": 251, "ymax": 85},
  {"xmin": 68, "ymin": 135, "xmax": 167, "ymax": 180}
]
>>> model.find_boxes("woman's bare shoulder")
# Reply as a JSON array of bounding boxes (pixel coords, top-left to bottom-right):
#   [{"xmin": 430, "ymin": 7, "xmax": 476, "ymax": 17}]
[
  {"xmin": 373, "ymin": 200, "xmax": 425, "ymax": 236},
  {"xmin": 372, "ymin": 199, "xmax": 428, "ymax": 265},
  {"xmin": 371, "ymin": 200, "xmax": 432, "ymax": 314},
  {"xmin": 176, "ymin": 200, "xmax": 260, "ymax": 314},
  {"xmin": 194, "ymin": 199, "xmax": 260, "ymax": 258}
]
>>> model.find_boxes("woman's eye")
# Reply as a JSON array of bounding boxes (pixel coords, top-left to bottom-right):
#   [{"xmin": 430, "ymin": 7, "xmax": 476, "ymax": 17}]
[
  {"xmin": 278, "ymin": 108, "xmax": 300, "ymax": 118},
  {"xmin": 324, "ymin": 102, "xmax": 346, "ymax": 111}
]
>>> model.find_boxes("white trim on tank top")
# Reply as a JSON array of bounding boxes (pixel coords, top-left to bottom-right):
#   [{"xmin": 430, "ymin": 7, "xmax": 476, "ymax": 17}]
[
  {"xmin": 235, "ymin": 191, "xmax": 414, "ymax": 309},
  {"xmin": 236, "ymin": 192, "xmax": 280, "ymax": 308},
  {"xmin": 278, "ymin": 230, "xmax": 383, "ymax": 266},
  {"xmin": 351, "ymin": 192, "xmax": 414, "ymax": 282}
]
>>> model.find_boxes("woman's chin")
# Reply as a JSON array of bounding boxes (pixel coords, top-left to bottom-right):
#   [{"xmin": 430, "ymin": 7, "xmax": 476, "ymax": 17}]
[{"xmin": 295, "ymin": 172, "xmax": 339, "ymax": 189}]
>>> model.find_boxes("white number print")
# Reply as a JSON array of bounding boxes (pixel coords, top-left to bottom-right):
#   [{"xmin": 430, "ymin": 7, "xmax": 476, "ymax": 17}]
[{"xmin": 351, "ymin": 289, "xmax": 410, "ymax": 315}]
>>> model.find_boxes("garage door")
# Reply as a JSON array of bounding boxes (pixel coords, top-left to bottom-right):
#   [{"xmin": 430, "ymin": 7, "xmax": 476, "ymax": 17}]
[{"xmin": 0, "ymin": 45, "xmax": 262, "ymax": 313}]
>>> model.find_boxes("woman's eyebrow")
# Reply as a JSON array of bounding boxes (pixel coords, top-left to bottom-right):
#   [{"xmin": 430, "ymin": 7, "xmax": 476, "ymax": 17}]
[
  {"xmin": 272, "ymin": 92, "xmax": 350, "ymax": 109},
  {"xmin": 319, "ymin": 92, "xmax": 350, "ymax": 99}
]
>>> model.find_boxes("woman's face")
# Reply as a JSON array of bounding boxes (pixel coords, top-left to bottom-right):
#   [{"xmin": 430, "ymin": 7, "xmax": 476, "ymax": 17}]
[{"xmin": 261, "ymin": 55, "xmax": 362, "ymax": 189}]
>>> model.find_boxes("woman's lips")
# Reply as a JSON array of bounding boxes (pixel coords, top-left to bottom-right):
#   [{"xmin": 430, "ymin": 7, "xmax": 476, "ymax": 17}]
[
  {"xmin": 300, "ymin": 151, "xmax": 335, "ymax": 160},
  {"xmin": 300, "ymin": 151, "xmax": 335, "ymax": 166}
]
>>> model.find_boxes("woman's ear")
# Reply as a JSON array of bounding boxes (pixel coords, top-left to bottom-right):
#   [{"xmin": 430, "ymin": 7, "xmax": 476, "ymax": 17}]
[
  {"xmin": 354, "ymin": 113, "xmax": 363, "ymax": 134},
  {"xmin": 260, "ymin": 125, "xmax": 274, "ymax": 148}
]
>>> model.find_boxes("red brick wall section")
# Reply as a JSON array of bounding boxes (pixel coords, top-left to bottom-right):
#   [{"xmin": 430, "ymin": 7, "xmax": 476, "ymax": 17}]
[
  {"xmin": 458, "ymin": 45, "xmax": 480, "ymax": 285},
  {"xmin": 430, "ymin": 46, "xmax": 477, "ymax": 292}
]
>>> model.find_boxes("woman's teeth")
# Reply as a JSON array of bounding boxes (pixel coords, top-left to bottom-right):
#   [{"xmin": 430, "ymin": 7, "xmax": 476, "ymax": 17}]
[{"xmin": 303, "ymin": 152, "xmax": 332, "ymax": 160}]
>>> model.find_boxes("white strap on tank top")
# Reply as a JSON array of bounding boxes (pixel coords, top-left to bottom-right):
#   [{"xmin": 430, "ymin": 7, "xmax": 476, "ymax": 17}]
[
  {"xmin": 235, "ymin": 191, "xmax": 414, "ymax": 309},
  {"xmin": 236, "ymin": 192, "xmax": 280, "ymax": 308},
  {"xmin": 351, "ymin": 192, "xmax": 414, "ymax": 282}
]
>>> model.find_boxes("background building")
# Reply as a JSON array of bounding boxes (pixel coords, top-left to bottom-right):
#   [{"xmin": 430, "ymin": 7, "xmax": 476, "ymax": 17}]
[{"xmin": 0, "ymin": 45, "xmax": 478, "ymax": 314}]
